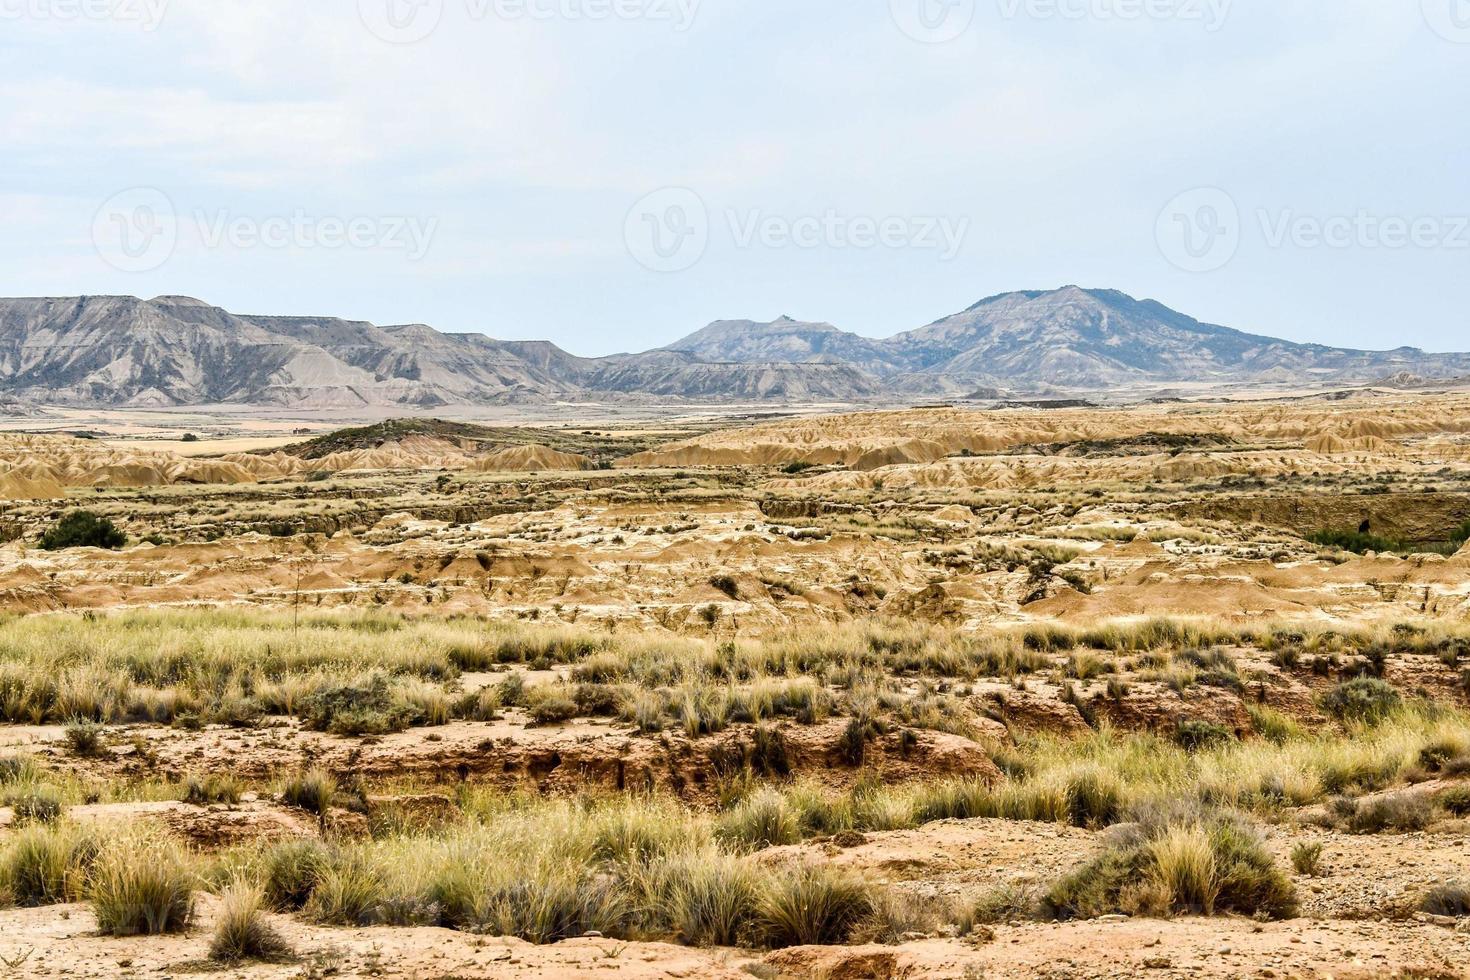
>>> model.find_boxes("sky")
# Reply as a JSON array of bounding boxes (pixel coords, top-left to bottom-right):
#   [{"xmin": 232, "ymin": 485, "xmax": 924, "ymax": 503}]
[{"xmin": 1, "ymin": 0, "xmax": 1467, "ymax": 357}]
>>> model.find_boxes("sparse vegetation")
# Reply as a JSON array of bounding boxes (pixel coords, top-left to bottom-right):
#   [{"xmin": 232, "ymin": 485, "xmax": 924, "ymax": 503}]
[{"xmin": 1043, "ymin": 804, "xmax": 1296, "ymax": 921}]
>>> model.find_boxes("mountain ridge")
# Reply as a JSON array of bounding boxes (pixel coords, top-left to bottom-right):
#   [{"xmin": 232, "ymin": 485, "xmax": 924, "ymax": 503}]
[{"xmin": 1, "ymin": 288, "xmax": 1466, "ymax": 408}]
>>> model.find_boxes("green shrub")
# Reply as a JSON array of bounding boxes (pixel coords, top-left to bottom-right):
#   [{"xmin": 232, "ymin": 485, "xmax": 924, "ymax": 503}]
[
  {"xmin": 465, "ymin": 873, "xmax": 626, "ymax": 944},
  {"xmin": 1175, "ymin": 719, "xmax": 1234, "ymax": 752},
  {"xmin": 524, "ymin": 685, "xmax": 578, "ymax": 725},
  {"xmin": 64, "ymin": 721, "xmax": 106, "ymax": 756},
  {"xmin": 0, "ymin": 756, "xmax": 39, "ymax": 784},
  {"xmin": 1437, "ymin": 785, "xmax": 1470, "ymax": 817},
  {"xmin": 646, "ymin": 851, "xmax": 760, "ymax": 947},
  {"xmin": 299, "ymin": 675, "xmax": 418, "ymax": 736},
  {"xmin": 964, "ymin": 881, "xmax": 1041, "ymax": 925},
  {"xmin": 1290, "ymin": 841, "xmax": 1325, "ymax": 877},
  {"xmin": 1334, "ymin": 793, "xmax": 1433, "ymax": 835},
  {"xmin": 39, "ymin": 511, "xmax": 127, "ymax": 551},
  {"xmin": 1320, "ymin": 678, "xmax": 1401, "ymax": 724}
]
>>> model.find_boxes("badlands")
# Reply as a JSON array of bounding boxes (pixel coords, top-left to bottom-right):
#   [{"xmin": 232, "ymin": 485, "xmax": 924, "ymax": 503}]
[{"xmin": 0, "ymin": 392, "xmax": 1469, "ymax": 978}]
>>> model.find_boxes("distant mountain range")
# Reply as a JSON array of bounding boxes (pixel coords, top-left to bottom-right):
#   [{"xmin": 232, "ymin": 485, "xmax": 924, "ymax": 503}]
[{"xmin": 1, "ymin": 288, "xmax": 1466, "ymax": 408}]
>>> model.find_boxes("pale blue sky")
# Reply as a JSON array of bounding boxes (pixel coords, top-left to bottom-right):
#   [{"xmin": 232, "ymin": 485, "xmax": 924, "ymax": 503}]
[{"xmin": 1, "ymin": 0, "xmax": 1466, "ymax": 356}]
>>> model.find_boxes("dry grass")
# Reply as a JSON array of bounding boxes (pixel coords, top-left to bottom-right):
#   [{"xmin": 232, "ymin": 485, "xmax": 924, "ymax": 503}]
[
  {"xmin": 209, "ymin": 878, "xmax": 293, "ymax": 962},
  {"xmin": 87, "ymin": 831, "xmax": 196, "ymax": 936}
]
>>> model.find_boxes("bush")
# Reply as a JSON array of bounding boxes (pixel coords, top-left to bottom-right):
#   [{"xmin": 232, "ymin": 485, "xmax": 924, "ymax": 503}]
[
  {"xmin": 1291, "ymin": 841, "xmax": 1325, "ymax": 877},
  {"xmin": 183, "ymin": 773, "xmax": 243, "ymax": 806},
  {"xmin": 757, "ymin": 866, "xmax": 875, "ymax": 948},
  {"xmin": 1335, "ymin": 793, "xmax": 1433, "ymax": 835},
  {"xmin": 1174, "ymin": 719, "xmax": 1233, "ymax": 752},
  {"xmin": 39, "ymin": 511, "xmax": 127, "ymax": 551},
  {"xmin": 646, "ymin": 851, "xmax": 760, "ymax": 947},
  {"xmin": 1437, "ymin": 785, "xmax": 1470, "ymax": 817},
  {"xmin": 6, "ymin": 786, "xmax": 66, "ymax": 825},
  {"xmin": 304, "ymin": 855, "xmax": 383, "ymax": 926},
  {"xmin": 298, "ymin": 675, "xmax": 418, "ymax": 736},
  {"xmin": 209, "ymin": 879, "xmax": 292, "ymax": 962},
  {"xmin": 88, "ymin": 833, "xmax": 196, "ymax": 936},
  {"xmin": 260, "ymin": 839, "xmax": 332, "ymax": 910},
  {"xmin": 1043, "ymin": 805, "xmax": 1296, "ymax": 921},
  {"xmin": 524, "ymin": 685, "xmax": 578, "ymax": 725},
  {"xmin": 281, "ymin": 768, "xmax": 337, "ymax": 816},
  {"xmin": 716, "ymin": 788, "xmax": 801, "ymax": 851},
  {"xmin": 1421, "ymin": 883, "xmax": 1470, "ymax": 918},
  {"xmin": 64, "ymin": 720, "xmax": 106, "ymax": 756},
  {"xmin": 0, "ymin": 756, "xmax": 38, "ymax": 784},
  {"xmin": 1320, "ymin": 678, "xmax": 1401, "ymax": 724},
  {"xmin": 0, "ymin": 823, "xmax": 98, "ymax": 906},
  {"xmin": 965, "ymin": 881, "xmax": 1040, "ymax": 925}
]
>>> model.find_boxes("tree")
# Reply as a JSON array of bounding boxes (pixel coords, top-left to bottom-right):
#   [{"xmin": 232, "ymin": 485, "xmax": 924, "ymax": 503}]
[{"xmin": 38, "ymin": 511, "xmax": 127, "ymax": 551}]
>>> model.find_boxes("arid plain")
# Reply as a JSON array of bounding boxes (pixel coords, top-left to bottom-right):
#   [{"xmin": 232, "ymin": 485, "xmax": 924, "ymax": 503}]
[{"xmin": 2, "ymin": 391, "xmax": 1470, "ymax": 978}]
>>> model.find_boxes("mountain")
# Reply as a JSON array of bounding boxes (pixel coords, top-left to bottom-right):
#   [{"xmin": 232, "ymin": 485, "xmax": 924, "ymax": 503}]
[
  {"xmin": 580, "ymin": 350, "xmax": 881, "ymax": 401},
  {"xmin": 2, "ymin": 288, "xmax": 1466, "ymax": 408},
  {"xmin": 884, "ymin": 287, "xmax": 1470, "ymax": 388},
  {"xmin": 0, "ymin": 295, "xmax": 572, "ymax": 408},
  {"xmin": 660, "ymin": 287, "xmax": 1470, "ymax": 392},
  {"xmin": 661, "ymin": 316, "xmax": 896, "ymax": 377}
]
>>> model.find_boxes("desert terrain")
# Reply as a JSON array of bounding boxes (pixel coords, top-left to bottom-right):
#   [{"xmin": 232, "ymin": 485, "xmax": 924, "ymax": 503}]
[{"xmin": 1, "ymin": 391, "xmax": 1470, "ymax": 978}]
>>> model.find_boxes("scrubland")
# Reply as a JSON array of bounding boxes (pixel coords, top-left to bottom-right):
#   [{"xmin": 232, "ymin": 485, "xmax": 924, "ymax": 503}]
[{"xmin": 2, "ymin": 395, "xmax": 1470, "ymax": 977}]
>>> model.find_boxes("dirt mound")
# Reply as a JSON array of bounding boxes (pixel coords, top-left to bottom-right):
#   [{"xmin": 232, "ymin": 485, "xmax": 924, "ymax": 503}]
[
  {"xmin": 0, "ymin": 464, "xmax": 64, "ymax": 500},
  {"xmin": 622, "ymin": 397, "xmax": 1470, "ymax": 472},
  {"xmin": 469, "ymin": 444, "xmax": 596, "ymax": 472}
]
